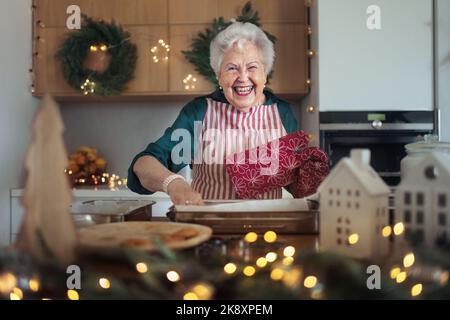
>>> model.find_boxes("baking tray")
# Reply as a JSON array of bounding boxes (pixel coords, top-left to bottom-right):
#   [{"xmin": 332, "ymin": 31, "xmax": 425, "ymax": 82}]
[
  {"xmin": 167, "ymin": 200, "xmax": 319, "ymax": 234},
  {"xmin": 70, "ymin": 199, "xmax": 155, "ymax": 228}
]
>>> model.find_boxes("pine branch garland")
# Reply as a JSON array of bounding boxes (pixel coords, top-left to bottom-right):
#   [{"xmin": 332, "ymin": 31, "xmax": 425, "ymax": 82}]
[{"xmin": 182, "ymin": 2, "xmax": 277, "ymax": 88}]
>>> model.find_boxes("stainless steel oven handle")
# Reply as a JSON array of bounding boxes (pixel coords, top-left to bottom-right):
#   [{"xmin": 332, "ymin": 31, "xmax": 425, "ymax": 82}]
[{"xmin": 319, "ymin": 123, "xmax": 433, "ymax": 131}]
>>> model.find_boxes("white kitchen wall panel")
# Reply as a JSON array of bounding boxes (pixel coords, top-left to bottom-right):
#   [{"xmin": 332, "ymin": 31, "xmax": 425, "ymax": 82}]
[
  {"xmin": 317, "ymin": 0, "xmax": 433, "ymax": 111},
  {"xmin": 436, "ymin": 0, "xmax": 450, "ymax": 142}
]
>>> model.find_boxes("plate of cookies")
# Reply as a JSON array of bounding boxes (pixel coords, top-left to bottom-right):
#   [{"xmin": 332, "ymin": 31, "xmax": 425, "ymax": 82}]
[{"xmin": 77, "ymin": 221, "xmax": 212, "ymax": 252}]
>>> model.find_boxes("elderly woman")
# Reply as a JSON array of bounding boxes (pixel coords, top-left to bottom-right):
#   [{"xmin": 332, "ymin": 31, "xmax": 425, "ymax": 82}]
[{"xmin": 128, "ymin": 22, "xmax": 298, "ymax": 205}]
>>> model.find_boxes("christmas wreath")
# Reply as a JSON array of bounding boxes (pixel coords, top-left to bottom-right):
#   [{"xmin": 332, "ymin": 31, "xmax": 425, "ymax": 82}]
[
  {"xmin": 56, "ymin": 15, "xmax": 137, "ymax": 96},
  {"xmin": 182, "ymin": 2, "xmax": 276, "ymax": 88}
]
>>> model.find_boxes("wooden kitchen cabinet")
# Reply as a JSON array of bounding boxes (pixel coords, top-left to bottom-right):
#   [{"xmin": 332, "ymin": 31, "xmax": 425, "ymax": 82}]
[
  {"xmin": 32, "ymin": 0, "xmax": 309, "ymax": 99},
  {"xmin": 35, "ymin": 0, "xmax": 168, "ymax": 27},
  {"xmin": 169, "ymin": 25, "xmax": 215, "ymax": 93},
  {"xmin": 34, "ymin": 28, "xmax": 79, "ymax": 95},
  {"xmin": 126, "ymin": 26, "xmax": 169, "ymax": 93},
  {"xmin": 218, "ymin": 0, "xmax": 307, "ymax": 24},
  {"xmin": 264, "ymin": 23, "xmax": 309, "ymax": 94},
  {"xmin": 169, "ymin": 0, "xmax": 219, "ymax": 24}
]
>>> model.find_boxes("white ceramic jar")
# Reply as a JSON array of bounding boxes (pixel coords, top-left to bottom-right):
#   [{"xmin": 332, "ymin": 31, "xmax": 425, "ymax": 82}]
[{"xmin": 400, "ymin": 135, "xmax": 450, "ymax": 179}]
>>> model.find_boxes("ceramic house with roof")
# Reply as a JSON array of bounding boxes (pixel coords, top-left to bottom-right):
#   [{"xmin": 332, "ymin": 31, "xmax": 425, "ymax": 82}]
[
  {"xmin": 395, "ymin": 152, "xmax": 450, "ymax": 249},
  {"xmin": 318, "ymin": 149, "xmax": 391, "ymax": 260}
]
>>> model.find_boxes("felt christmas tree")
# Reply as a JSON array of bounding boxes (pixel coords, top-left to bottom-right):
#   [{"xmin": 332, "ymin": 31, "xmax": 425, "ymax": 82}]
[{"xmin": 15, "ymin": 94, "xmax": 77, "ymax": 265}]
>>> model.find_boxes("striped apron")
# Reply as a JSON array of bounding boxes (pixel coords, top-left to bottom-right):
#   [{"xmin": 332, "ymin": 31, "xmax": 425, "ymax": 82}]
[{"xmin": 191, "ymin": 97, "xmax": 287, "ymax": 199}]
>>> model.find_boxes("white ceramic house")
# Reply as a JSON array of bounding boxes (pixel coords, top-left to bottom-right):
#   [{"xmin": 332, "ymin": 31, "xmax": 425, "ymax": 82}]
[
  {"xmin": 318, "ymin": 149, "xmax": 391, "ymax": 260},
  {"xmin": 395, "ymin": 152, "xmax": 450, "ymax": 249}
]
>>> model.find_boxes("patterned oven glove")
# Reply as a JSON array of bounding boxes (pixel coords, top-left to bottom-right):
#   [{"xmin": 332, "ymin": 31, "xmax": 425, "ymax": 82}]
[{"xmin": 226, "ymin": 130, "xmax": 329, "ymax": 199}]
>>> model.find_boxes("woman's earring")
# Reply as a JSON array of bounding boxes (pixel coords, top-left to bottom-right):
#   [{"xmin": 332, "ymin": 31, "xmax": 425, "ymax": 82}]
[{"xmin": 219, "ymin": 86, "xmax": 222, "ymax": 90}]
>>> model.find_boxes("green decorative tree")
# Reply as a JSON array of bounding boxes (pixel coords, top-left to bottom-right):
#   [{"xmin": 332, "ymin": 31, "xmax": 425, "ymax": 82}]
[{"xmin": 182, "ymin": 2, "xmax": 276, "ymax": 88}]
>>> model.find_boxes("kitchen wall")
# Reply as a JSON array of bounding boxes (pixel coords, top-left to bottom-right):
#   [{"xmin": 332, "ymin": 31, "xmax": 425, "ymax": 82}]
[
  {"xmin": 437, "ymin": 0, "xmax": 450, "ymax": 142},
  {"xmin": 0, "ymin": 0, "xmax": 39, "ymax": 246},
  {"xmin": 61, "ymin": 101, "xmax": 188, "ymax": 180}
]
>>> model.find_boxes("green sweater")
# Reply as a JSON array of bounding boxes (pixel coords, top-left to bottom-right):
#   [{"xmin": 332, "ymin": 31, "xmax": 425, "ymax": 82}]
[{"xmin": 127, "ymin": 89, "xmax": 298, "ymax": 194}]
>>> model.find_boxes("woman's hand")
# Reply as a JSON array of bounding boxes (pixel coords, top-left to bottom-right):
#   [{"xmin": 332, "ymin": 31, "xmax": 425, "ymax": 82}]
[{"xmin": 166, "ymin": 179, "xmax": 204, "ymax": 205}]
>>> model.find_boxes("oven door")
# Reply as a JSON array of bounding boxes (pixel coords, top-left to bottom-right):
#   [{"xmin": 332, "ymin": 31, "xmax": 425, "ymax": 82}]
[{"xmin": 321, "ymin": 130, "xmax": 427, "ymax": 186}]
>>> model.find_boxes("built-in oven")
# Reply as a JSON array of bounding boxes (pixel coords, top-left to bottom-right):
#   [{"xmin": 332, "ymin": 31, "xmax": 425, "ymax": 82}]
[{"xmin": 320, "ymin": 111, "xmax": 434, "ymax": 186}]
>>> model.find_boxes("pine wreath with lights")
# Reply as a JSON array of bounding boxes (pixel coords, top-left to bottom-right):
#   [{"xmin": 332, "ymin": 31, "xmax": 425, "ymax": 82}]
[
  {"xmin": 182, "ymin": 1, "xmax": 276, "ymax": 88},
  {"xmin": 56, "ymin": 15, "xmax": 137, "ymax": 96}
]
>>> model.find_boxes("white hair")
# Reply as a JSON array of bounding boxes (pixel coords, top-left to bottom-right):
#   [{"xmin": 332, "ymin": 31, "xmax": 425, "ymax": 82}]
[{"xmin": 210, "ymin": 22, "xmax": 275, "ymax": 76}]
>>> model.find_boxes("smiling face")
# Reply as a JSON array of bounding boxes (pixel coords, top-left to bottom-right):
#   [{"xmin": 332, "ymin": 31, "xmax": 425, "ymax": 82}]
[{"xmin": 217, "ymin": 41, "xmax": 267, "ymax": 112}]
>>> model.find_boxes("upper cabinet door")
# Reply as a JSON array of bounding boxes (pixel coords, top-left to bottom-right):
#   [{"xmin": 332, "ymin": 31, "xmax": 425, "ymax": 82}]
[
  {"xmin": 33, "ymin": 0, "xmax": 308, "ymax": 98},
  {"xmin": 317, "ymin": 0, "xmax": 434, "ymax": 111},
  {"xmin": 264, "ymin": 23, "xmax": 309, "ymax": 94},
  {"xmin": 169, "ymin": 24, "xmax": 215, "ymax": 93}
]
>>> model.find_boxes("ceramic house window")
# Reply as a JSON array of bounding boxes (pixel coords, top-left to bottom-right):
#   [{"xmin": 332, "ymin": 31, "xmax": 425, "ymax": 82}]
[
  {"xmin": 438, "ymin": 213, "xmax": 446, "ymax": 226},
  {"xmin": 438, "ymin": 194, "xmax": 447, "ymax": 208},
  {"xmin": 404, "ymin": 192, "xmax": 411, "ymax": 205},
  {"xmin": 417, "ymin": 210, "xmax": 424, "ymax": 224},
  {"xmin": 415, "ymin": 229, "xmax": 424, "ymax": 244},
  {"xmin": 336, "ymin": 217, "xmax": 343, "ymax": 245},
  {"xmin": 404, "ymin": 210, "xmax": 412, "ymax": 223},
  {"xmin": 355, "ymin": 190, "xmax": 360, "ymax": 197},
  {"xmin": 435, "ymin": 231, "xmax": 447, "ymax": 247},
  {"xmin": 416, "ymin": 192, "xmax": 424, "ymax": 206},
  {"xmin": 425, "ymin": 165, "xmax": 438, "ymax": 180}
]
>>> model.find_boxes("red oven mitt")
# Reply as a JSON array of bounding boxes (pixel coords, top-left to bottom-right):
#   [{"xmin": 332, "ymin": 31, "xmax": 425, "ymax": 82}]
[{"xmin": 226, "ymin": 130, "xmax": 329, "ymax": 199}]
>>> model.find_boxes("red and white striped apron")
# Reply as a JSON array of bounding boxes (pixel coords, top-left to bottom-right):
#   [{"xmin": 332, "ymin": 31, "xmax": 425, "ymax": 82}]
[{"xmin": 191, "ymin": 98, "xmax": 287, "ymax": 199}]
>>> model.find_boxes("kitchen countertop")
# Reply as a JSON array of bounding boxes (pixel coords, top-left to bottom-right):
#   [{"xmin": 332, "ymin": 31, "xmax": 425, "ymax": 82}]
[
  {"xmin": 10, "ymin": 187, "xmax": 172, "ymax": 218},
  {"xmin": 10, "ymin": 187, "xmax": 169, "ymax": 199}
]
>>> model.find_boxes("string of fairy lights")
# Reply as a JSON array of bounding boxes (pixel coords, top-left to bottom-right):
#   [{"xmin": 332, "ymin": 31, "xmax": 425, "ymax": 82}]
[
  {"xmin": 78, "ymin": 36, "xmax": 172, "ymax": 95},
  {"xmin": 1, "ymin": 226, "xmax": 449, "ymax": 300},
  {"xmin": 63, "ymin": 169, "xmax": 127, "ymax": 190}
]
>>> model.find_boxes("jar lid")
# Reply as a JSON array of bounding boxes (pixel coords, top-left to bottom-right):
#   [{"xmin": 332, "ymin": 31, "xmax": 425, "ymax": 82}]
[{"xmin": 405, "ymin": 134, "xmax": 450, "ymax": 153}]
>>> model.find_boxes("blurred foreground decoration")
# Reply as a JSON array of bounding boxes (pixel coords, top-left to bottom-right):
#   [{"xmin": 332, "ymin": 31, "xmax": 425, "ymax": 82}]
[
  {"xmin": 2, "ymin": 230, "xmax": 450, "ymax": 300},
  {"xmin": 15, "ymin": 94, "xmax": 78, "ymax": 265}
]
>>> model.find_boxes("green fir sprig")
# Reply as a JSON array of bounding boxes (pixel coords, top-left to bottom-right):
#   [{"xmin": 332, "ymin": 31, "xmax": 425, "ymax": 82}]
[{"xmin": 182, "ymin": 2, "xmax": 276, "ymax": 88}]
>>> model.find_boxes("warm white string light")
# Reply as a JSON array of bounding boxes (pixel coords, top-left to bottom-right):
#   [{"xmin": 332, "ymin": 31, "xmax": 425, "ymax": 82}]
[
  {"xmin": 183, "ymin": 74, "xmax": 197, "ymax": 90},
  {"xmin": 151, "ymin": 39, "xmax": 170, "ymax": 63}
]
